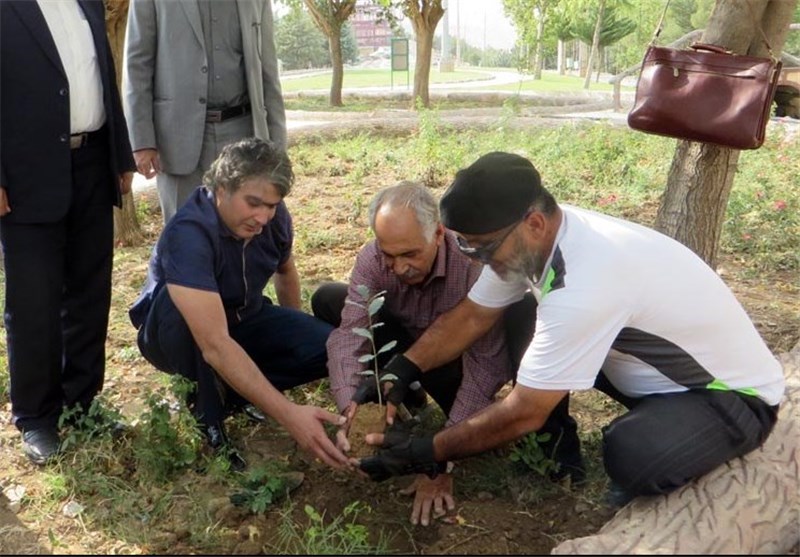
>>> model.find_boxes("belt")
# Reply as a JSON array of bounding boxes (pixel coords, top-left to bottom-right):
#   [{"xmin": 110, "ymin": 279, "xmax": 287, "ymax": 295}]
[
  {"xmin": 206, "ymin": 103, "xmax": 251, "ymax": 123},
  {"xmin": 70, "ymin": 127, "xmax": 106, "ymax": 149}
]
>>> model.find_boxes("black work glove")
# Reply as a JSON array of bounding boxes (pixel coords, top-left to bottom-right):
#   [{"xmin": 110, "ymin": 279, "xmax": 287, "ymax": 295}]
[
  {"xmin": 359, "ymin": 423, "xmax": 446, "ymax": 482},
  {"xmin": 351, "ymin": 375, "xmax": 379, "ymax": 405},
  {"xmin": 380, "ymin": 354, "xmax": 421, "ymax": 407}
]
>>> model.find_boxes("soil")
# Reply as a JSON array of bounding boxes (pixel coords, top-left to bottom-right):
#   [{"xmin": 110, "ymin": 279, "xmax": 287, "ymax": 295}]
[
  {"xmin": 346, "ymin": 402, "xmax": 387, "ymax": 459},
  {"xmin": 1, "ymin": 120, "xmax": 798, "ymax": 555}
]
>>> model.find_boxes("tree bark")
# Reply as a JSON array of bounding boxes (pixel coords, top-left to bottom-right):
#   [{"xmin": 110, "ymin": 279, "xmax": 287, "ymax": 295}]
[
  {"xmin": 654, "ymin": 0, "xmax": 796, "ymax": 268},
  {"xmin": 405, "ymin": 0, "xmax": 444, "ymax": 109},
  {"xmin": 329, "ymin": 27, "xmax": 345, "ymax": 106},
  {"xmin": 104, "ymin": 0, "xmax": 144, "ymax": 247},
  {"xmin": 413, "ymin": 28, "xmax": 435, "ymax": 107}
]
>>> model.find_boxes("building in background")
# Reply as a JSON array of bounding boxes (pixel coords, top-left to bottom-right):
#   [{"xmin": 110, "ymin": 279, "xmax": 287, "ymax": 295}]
[{"xmin": 351, "ymin": 0, "xmax": 392, "ymax": 54}]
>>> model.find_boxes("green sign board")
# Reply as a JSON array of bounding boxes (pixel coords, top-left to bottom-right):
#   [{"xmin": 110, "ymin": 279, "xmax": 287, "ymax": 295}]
[{"xmin": 391, "ymin": 38, "xmax": 409, "ymax": 72}]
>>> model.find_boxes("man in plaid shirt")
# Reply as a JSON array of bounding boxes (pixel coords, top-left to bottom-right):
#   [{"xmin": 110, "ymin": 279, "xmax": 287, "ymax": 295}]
[{"xmin": 312, "ymin": 181, "xmax": 582, "ymax": 526}]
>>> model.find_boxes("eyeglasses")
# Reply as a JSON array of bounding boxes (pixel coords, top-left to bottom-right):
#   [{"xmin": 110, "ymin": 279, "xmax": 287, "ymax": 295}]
[{"xmin": 455, "ymin": 210, "xmax": 532, "ymax": 264}]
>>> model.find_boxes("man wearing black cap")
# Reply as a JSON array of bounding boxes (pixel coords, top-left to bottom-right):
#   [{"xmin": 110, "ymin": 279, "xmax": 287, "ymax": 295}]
[{"xmin": 361, "ymin": 152, "xmax": 784, "ymax": 507}]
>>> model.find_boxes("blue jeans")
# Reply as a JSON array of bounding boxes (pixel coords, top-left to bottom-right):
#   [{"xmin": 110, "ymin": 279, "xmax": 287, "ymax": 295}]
[{"xmin": 137, "ymin": 287, "xmax": 333, "ymax": 427}]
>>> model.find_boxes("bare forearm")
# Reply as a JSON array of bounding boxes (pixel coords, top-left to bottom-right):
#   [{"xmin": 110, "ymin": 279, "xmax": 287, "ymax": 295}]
[
  {"xmin": 202, "ymin": 339, "xmax": 293, "ymax": 421},
  {"xmin": 274, "ymin": 270, "xmax": 301, "ymax": 309},
  {"xmin": 405, "ymin": 298, "xmax": 502, "ymax": 372},
  {"xmin": 433, "ymin": 397, "xmax": 535, "ymax": 461},
  {"xmin": 432, "ymin": 387, "xmax": 568, "ymax": 462}
]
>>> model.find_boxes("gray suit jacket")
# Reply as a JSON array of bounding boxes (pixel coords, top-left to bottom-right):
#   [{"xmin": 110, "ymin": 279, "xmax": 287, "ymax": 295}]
[{"xmin": 123, "ymin": 0, "xmax": 286, "ymax": 175}]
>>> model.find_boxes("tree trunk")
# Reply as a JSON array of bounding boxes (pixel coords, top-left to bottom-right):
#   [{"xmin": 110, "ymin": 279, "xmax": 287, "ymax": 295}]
[
  {"xmin": 104, "ymin": 0, "xmax": 144, "ymax": 247},
  {"xmin": 583, "ymin": 0, "xmax": 605, "ymax": 89},
  {"xmin": 329, "ymin": 26, "xmax": 344, "ymax": 107},
  {"xmin": 303, "ymin": 1, "xmax": 356, "ymax": 108},
  {"xmin": 654, "ymin": 0, "xmax": 796, "ymax": 268},
  {"xmin": 578, "ymin": 40, "xmax": 589, "ymax": 77},
  {"xmin": 405, "ymin": 0, "xmax": 444, "ymax": 110},
  {"xmin": 413, "ymin": 30, "xmax": 435, "ymax": 107},
  {"xmin": 533, "ymin": 16, "xmax": 545, "ymax": 80},
  {"xmin": 557, "ymin": 39, "xmax": 566, "ymax": 75}
]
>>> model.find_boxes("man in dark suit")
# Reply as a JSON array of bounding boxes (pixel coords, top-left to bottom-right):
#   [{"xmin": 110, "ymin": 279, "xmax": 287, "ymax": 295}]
[{"xmin": 0, "ymin": 0, "xmax": 136, "ymax": 465}]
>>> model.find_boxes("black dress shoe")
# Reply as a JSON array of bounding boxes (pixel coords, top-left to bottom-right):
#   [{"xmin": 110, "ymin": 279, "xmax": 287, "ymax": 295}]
[
  {"xmin": 204, "ymin": 423, "xmax": 247, "ymax": 472},
  {"xmin": 22, "ymin": 428, "xmax": 61, "ymax": 466}
]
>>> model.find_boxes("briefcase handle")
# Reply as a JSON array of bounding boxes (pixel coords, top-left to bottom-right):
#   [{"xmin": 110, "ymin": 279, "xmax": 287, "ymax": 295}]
[
  {"xmin": 690, "ymin": 43, "xmax": 734, "ymax": 56},
  {"xmin": 651, "ymin": 0, "xmax": 775, "ymax": 59}
]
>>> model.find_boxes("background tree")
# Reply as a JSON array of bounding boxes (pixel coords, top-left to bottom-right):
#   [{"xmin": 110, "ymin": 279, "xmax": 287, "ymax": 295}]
[
  {"xmin": 655, "ymin": 0, "xmax": 797, "ymax": 267},
  {"xmin": 275, "ymin": 6, "xmax": 331, "ymax": 69},
  {"xmin": 300, "ymin": 0, "xmax": 358, "ymax": 107},
  {"xmin": 503, "ymin": 0, "xmax": 558, "ymax": 79},
  {"xmin": 583, "ymin": 0, "xmax": 606, "ymax": 88},
  {"xmin": 571, "ymin": 4, "xmax": 635, "ymax": 77},
  {"xmin": 104, "ymin": 0, "xmax": 144, "ymax": 246},
  {"xmin": 550, "ymin": 2, "xmax": 577, "ymax": 74},
  {"xmin": 376, "ymin": 0, "xmax": 445, "ymax": 108}
]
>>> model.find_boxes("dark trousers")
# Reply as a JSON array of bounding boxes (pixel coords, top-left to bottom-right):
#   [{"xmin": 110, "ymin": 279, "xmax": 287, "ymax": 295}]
[
  {"xmin": 311, "ymin": 282, "xmax": 462, "ymax": 414},
  {"xmin": 2, "ymin": 142, "xmax": 114, "ymax": 431},
  {"xmin": 595, "ymin": 373, "xmax": 778, "ymax": 496},
  {"xmin": 137, "ymin": 287, "xmax": 333, "ymax": 427},
  {"xmin": 310, "ymin": 282, "xmax": 582, "ymax": 472}
]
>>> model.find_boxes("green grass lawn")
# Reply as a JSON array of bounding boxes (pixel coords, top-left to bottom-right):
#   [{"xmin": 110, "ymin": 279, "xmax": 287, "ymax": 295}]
[
  {"xmin": 478, "ymin": 71, "xmax": 623, "ymax": 92},
  {"xmin": 280, "ymin": 67, "xmax": 633, "ymax": 95},
  {"xmin": 280, "ymin": 68, "xmax": 493, "ymax": 92}
]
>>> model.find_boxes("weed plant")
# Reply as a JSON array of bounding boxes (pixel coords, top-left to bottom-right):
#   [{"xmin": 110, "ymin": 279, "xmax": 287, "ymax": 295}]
[
  {"xmin": 273, "ymin": 501, "xmax": 393, "ymax": 554},
  {"xmin": 509, "ymin": 431, "xmax": 559, "ymax": 477},
  {"xmin": 229, "ymin": 462, "xmax": 293, "ymax": 514}
]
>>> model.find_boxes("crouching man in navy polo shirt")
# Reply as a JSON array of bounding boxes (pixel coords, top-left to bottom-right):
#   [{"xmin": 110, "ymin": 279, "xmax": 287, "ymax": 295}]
[{"xmin": 129, "ymin": 138, "xmax": 349, "ymax": 471}]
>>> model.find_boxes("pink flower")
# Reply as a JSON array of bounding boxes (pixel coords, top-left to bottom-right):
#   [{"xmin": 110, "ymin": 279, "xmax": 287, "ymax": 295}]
[
  {"xmin": 755, "ymin": 191, "xmax": 765, "ymax": 199},
  {"xmin": 773, "ymin": 200, "xmax": 787, "ymax": 211}
]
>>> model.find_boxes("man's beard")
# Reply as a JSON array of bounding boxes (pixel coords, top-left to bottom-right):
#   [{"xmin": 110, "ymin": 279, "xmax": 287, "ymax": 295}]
[{"xmin": 500, "ymin": 236, "xmax": 543, "ymax": 282}]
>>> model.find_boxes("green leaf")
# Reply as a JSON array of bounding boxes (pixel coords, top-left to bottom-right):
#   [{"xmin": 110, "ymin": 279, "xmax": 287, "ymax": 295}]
[
  {"xmin": 355, "ymin": 284, "xmax": 371, "ymax": 301},
  {"xmin": 357, "ymin": 370, "xmax": 376, "ymax": 376},
  {"xmin": 377, "ymin": 340, "xmax": 397, "ymax": 354},
  {"xmin": 367, "ymin": 296, "xmax": 385, "ymax": 316},
  {"xmin": 357, "ymin": 354, "xmax": 375, "ymax": 363},
  {"xmin": 380, "ymin": 373, "xmax": 398, "ymax": 382},
  {"xmin": 352, "ymin": 327, "xmax": 373, "ymax": 340}
]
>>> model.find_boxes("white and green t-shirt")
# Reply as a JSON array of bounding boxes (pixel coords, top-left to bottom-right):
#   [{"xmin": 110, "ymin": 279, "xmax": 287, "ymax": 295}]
[{"xmin": 468, "ymin": 205, "xmax": 784, "ymax": 406}]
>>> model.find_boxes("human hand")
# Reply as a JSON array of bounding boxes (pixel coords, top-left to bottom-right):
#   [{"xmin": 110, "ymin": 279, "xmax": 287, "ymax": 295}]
[
  {"xmin": 335, "ymin": 401, "xmax": 359, "ymax": 453},
  {"xmin": 0, "ymin": 187, "xmax": 10, "ymax": 216},
  {"xmin": 358, "ymin": 422, "xmax": 445, "ymax": 482},
  {"xmin": 133, "ymin": 148, "xmax": 161, "ymax": 179},
  {"xmin": 352, "ymin": 375, "xmax": 379, "ymax": 405},
  {"xmin": 119, "ymin": 171, "xmax": 134, "ymax": 195},
  {"xmin": 400, "ymin": 473, "xmax": 455, "ymax": 526},
  {"xmin": 281, "ymin": 403, "xmax": 350, "ymax": 469},
  {"xmin": 380, "ymin": 354, "xmax": 421, "ymax": 424}
]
